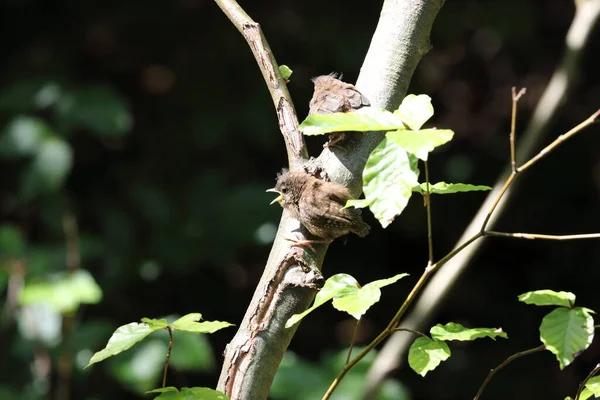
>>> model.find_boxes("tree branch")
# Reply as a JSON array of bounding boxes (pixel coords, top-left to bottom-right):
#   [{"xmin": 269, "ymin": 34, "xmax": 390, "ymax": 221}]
[
  {"xmin": 363, "ymin": 1, "xmax": 600, "ymax": 395},
  {"xmin": 215, "ymin": 0, "xmax": 444, "ymax": 398}
]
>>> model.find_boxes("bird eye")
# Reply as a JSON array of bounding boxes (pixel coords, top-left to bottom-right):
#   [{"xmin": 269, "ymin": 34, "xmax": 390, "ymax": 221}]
[{"xmin": 281, "ymin": 187, "xmax": 288, "ymax": 194}]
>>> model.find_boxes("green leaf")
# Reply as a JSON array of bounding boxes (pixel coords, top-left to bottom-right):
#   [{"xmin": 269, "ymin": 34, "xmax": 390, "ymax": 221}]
[
  {"xmin": 412, "ymin": 182, "xmax": 492, "ymax": 194},
  {"xmin": 20, "ymin": 270, "xmax": 102, "ymax": 313},
  {"xmin": 55, "ymin": 86, "xmax": 132, "ymax": 138},
  {"xmin": 279, "ymin": 65, "xmax": 293, "ymax": 80},
  {"xmin": 395, "ymin": 94, "xmax": 434, "ymax": 130},
  {"xmin": 87, "ymin": 321, "xmax": 165, "ymax": 367},
  {"xmin": 171, "ymin": 313, "xmax": 234, "ymax": 334},
  {"xmin": 0, "ymin": 224, "xmax": 26, "ymax": 259},
  {"xmin": 286, "ymin": 274, "xmax": 358, "ymax": 328},
  {"xmin": 300, "ymin": 107, "xmax": 406, "ymax": 136},
  {"xmin": 348, "ymin": 137, "xmax": 419, "ymax": 228},
  {"xmin": 147, "ymin": 387, "xmax": 230, "ymax": 399},
  {"xmin": 519, "ymin": 290, "xmax": 576, "ymax": 308},
  {"xmin": 0, "ymin": 78, "xmax": 62, "ymax": 112},
  {"xmin": 386, "ymin": 129, "xmax": 453, "ymax": 161},
  {"xmin": 430, "ymin": 322, "xmax": 508, "ymax": 341},
  {"xmin": 0, "ymin": 117, "xmax": 54, "ymax": 159},
  {"xmin": 140, "ymin": 318, "xmax": 169, "ymax": 330},
  {"xmin": 332, "ymin": 274, "xmax": 409, "ymax": 319},
  {"xmin": 20, "ymin": 137, "xmax": 73, "ymax": 200},
  {"xmin": 579, "ymin": 375, "xmax": 600, "ymax": 400},
  {"xmin": 408, "ymin": 337, "xmax": 451, "ymax": 377},
  {"xmin": 540, "ymin": 307, "xmax": 594, "ymax": 369}
]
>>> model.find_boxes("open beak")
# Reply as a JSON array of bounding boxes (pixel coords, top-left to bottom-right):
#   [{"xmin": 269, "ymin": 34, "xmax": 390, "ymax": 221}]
[{"xmin": 266, "ymin": 188, "xmax": 283, "ymax": 205}]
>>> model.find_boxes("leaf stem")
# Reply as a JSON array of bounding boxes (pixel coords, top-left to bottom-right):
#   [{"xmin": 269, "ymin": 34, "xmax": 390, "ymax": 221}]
[
  {"xmin": 346, "ymin": 319, "xmax": 362, "ymax": 364},
  {"xmin": 510, "ymin": 87, "xmax": 526, "ymax": 172},
  {"xmin": 391, "ymin": 327, "xmax": 429, "ymax": 338},
  {"xmin": 473, "ymin": 345, "xmax": 545, "ymax": 400},
  {"xmin": 424, "ymin": 160, "xmax": 434, "ymax": 266},
  {"xmin": 162, "ymin": 327, "xmax": 174, "ymax": 388},
  {"xmin": 486, "ymin": 231, "xmax": 600, "ymax": 240}
]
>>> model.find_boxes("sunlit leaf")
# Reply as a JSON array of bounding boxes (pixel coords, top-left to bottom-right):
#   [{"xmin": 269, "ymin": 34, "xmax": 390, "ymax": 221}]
[
  {"xmin": 171, "ymin": 313, "xmax": 234, "ymax": 334},
  {"xmin": 147, "ymin": 387, "xmax": 229, "ymax": 399},
  {"xmin": 286, "ymin": 274, "xmax": 358, "ymax": 328},
  {"xmin": 412, "ymin": 182, "xmax": 492, "ymax": 195},
  {"xmin": 87, "ymin": 321, "xmax": 165, "ymax": 367},
  {"xmin": 540, "ymin": 307, "xmax": 594, "ymax": 369},
  {"xmin": 279, "ymin": 65, "xmax": 293, "ymax": 80},
  {"xmin": 386, "ymin": 129, "xmax": 453, "ymax": 160},
  {"xmin": 347, "ymin": 138, "xmax": 419, "ymax": 228},
  {"xmin": 394, "ymin": 94, "xmax": 434, "ymax": 130},
  {"xmin": 580, "ymin": 376, "xmax": 600, "ymax": 400},
  {"xmin": 332, "ymin": 274, "xmax": 408, "ymax": 319},
  {"xmin": 408, "ymin": 337, "xmax": 451, "ymax": 377},
  {"xmin": 300, "ymin": 107, "xmax": 406, "ymax": 136},
  {"xmin": 519, "ymin": 290, "xmax": 576, "ymax": 308},
  {"xmin": 20, "ymin": 270, "xmax": 102, "ymax": 313},
  {"xmin": 430, "ymin": 322, "xmax": 507, "ymax": 341}
]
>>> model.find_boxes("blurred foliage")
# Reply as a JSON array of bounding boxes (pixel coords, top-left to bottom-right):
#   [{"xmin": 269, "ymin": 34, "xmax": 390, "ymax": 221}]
[{"xmin": 0, "ymin": 0, "xmax": 599, "ymax": 399}]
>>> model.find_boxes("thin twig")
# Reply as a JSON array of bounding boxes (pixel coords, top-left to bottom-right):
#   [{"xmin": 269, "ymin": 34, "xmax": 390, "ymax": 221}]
[
  {"xmin": 510, "ymin": 87, "xmax": 526, "ymax": 172},
  {"xmin": 486, "ymin": 231, "xmax": 600, "ymax": 240},
  {"xmin": 162, "ymin": 327, "xmax": 174, "ymax": 388},
  {"xmin": 391, "ymin": 327, "xmax": 429, "ymax": 338},
  {"xmin": 575, "ymin": 363, "xmax": 600, "ymax": 400},
  {"xmin": 518, "ymin": 109, "xmax": 600, "ymax": 173},
  {"xmin": 424, "ymin": 161, "xmax": 434, "ymax": 266},
  {"xmin": 473, "ymin": 345, "xmax": 545, "ymax": 400},
  {"xmin": 345, "ymin": 319, "xmax": 362, "ymax": 364},
  {"xmin": 214, "ymin": 0, "xmax": 308, "ymax": 168}
]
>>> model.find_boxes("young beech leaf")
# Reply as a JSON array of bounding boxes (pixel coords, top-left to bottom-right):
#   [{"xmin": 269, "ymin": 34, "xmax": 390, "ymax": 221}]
[
  {"xmin": 408, "ymin": 337, "xmax": 451, "ymax": 377},
  {"xmin": 347, "ymin": 137, "xmax": 419, "ymax": 228},
  {"xmin": 412, "ymin": 182, "xmax": 492, "ymax": 195},
  {"xmin": 386, "ymin": 128, "xmax": 454, "ymax": 161},
  {"xmin": 171, "ymin": 313, "xmax": 234, "ymax": 334},
  {"xmin": 518, "ymin": 290, "xmax": 576, "ymax": 308},
  {"xmin": 86, "ymin": 322, "xmax": 161, "ymax": 367},
  {"xmin": 540, "ymin": 307, "xmax": 594, "ymax": 369},
  {"xmin": 286, "ymin": 273, "xmax": 408, "ymax": 327},
  {"xmin": 300, "ymin": 107, "xmax": 406, "ymax": 136},
  {"xmin": 147, "ymin": 386, "xmax": 230, "ymax": 399},
  {"xmin": 581, "ymin": 376, "xmax": 600, "ymax": 399},
  {"xmin": 394, "ymin": 94, "xmax": 434, "ymax": 131},
  {"xmin": 278, "ymin": 65, "xmax": 293, "ymax": 81},
  {"xmin": 430, "ymin": 322, "xmax": 508, "ymax": 341}
]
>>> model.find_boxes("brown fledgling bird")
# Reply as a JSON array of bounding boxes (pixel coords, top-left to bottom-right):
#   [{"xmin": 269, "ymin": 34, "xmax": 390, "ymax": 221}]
[
  {"xmin": 266, "ymin": 169, "xmax": 370, "ymax": 247},
  {"xmin": 308, "ymin": 74, "xmax": 371, "ymax": 148}
]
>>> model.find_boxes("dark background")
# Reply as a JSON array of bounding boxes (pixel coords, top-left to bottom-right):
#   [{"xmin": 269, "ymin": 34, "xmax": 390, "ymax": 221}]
[{"xmin": 1, "ymin": 0, "xmax": 599, "ymax": 399}]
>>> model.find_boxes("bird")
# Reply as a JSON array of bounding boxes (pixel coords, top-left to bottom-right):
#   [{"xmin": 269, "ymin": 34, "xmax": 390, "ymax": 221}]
[
  {"xmin": 308, "ymin": 74, "xmax": 371, "ymax": 148},
  {"xmin": 266, "ymin": 169, "xmax": 370, "ymax": 249}
]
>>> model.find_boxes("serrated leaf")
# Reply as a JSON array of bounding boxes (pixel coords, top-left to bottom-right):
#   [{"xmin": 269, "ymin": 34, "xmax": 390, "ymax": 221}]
[
  {"xmin": 331, "ymin": 273, "xmax": 408, "ymax": 319},
  {"xmin": 148, "ymin": 387, "xmax": 229, "ymax": 399},
  {"xmin": 540, "ymin": 307, "xmax": 594, "ymax": 369},
  {"xmin": 20, "ymin": 270, "xmax": 102, "ymax": 313},
  {"xmin": 386, "ymin": 129, "xmax": 453, "ymax": 160},
  {"xmin": 413, "ymin": 182, "xmax": 492, "ymax": 195},
  {"xmin": 519, "ymin": 290, "xmax": 576, "ymax": 307},
  {"xmin": 286, "ymin": 274, "xmax": 358, "ymax": 328},
  {"xmin": 394, "ymin": 94, "xmax": 434, "ymax": 130},
  {"xmin": 351, "ymin": 137, "xmax": 419, "ymax": 228},
  {"xmin": 408, "ymin": 337, "xmax": 451, "ymax": 377},
  {"xmin": 300, "ymin": 107, "xmax": 406, "ymax": 136},
  {"xmin": 171, "ymin": 313, "xmax": 233, "ymax": 334},
  {"xmin": 87, "ymin": 321, "xmax": 166, "ymax": 367},
  {"xmin": 430, "ymin": 322, "xmax": 508, "ymax": 341},
  {"xmin": 279, "ymin": 65, "xmax": 293, "ymax": 80}
]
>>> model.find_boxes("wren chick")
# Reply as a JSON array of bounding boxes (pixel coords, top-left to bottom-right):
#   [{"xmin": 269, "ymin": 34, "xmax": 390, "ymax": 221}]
[
  {"xmin": 308, "ymin": 74, "xmax": 371, "ymax": 148},
  {"xmin": 266, "ymin": 169, "xmax": 370, "ymax": 247}
]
